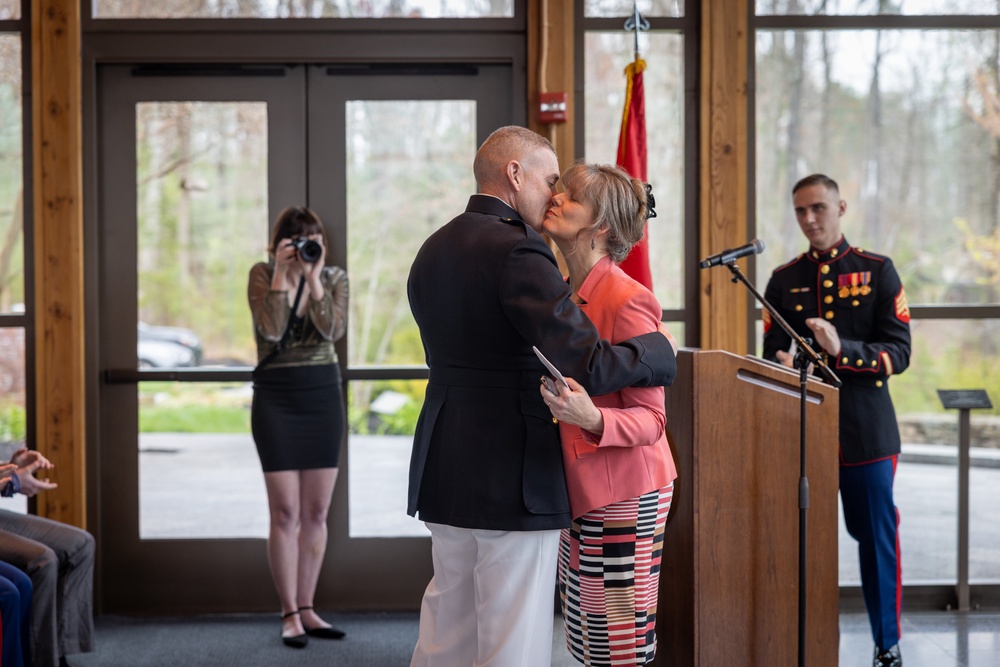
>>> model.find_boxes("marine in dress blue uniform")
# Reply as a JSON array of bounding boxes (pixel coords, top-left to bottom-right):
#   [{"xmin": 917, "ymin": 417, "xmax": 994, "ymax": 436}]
[{"xmin": 762, "ymin": 174, "xmax": 910, "ymax": 667}]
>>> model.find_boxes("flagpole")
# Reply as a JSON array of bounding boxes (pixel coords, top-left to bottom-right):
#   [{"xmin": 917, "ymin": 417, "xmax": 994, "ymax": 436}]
[
  {"xmin": 623, "ymin": 1, "xmax": 648, "ymax": 59},
  {"xmin": 616, "ymin": 2, "xmax": 653, "ymax": 291}
]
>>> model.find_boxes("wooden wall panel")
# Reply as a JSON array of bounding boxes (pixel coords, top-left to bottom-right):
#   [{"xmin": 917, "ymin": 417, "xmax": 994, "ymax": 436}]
[
  {"xmin": 527, "ymin": 0, "xmax": 574, "ymax": 172},
  {"xmin": 32, "ymin": 0, "xmax": 86, "ymax": 527},
  {"xmin": 699, "ymin": 0, "xmax": 750, "ymax": 354}
]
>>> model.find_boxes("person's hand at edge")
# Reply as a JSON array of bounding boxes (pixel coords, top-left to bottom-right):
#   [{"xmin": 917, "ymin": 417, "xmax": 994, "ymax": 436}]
[
  {"xmin": 16, "ymin": 458, "xmax": 58, "ymax": 497},
  {"xmin": 0, "ymin": 462, "xmax": 17, "ymax": 482},
  {"xmin": 10, "ymin": 447, "xmax": 54, "ymax": 470}
]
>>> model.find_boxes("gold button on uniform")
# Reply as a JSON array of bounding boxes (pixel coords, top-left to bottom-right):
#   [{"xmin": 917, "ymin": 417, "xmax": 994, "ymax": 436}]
[
  {"xmin": 872, "ymin": 360, "xmax": 877, "ymax": 367},
  {"xmin": 821, "ymin": 265, "xmax": 830, "ymax": 275},
  {"xmin": 856, "ymin": 359, "xmax": 864, "ymax": 367},
  {"xmin": 824, "ymin": 296, "xmax": 833, "ymax": 304},
  {"xmin": 825, "ymin": 311, "xmax": 834, "ymax": 319},
  {"xmin": 852, "ymin": 300, "xmax": 860, "ymax": 306},
  {"xmin": 842, "ymin": 357, "xmax": 849, "ymax": 364},
  {"xmin": 876, "ymin": 380, "xmax": 884, "ymax": 388},
  {"xmin": 795, "ymin": 304, "xmax": 803, "ymax": 312},
  {"xmin": 823, "ymin": 280, "xmax": 833, "ymax": 288}
]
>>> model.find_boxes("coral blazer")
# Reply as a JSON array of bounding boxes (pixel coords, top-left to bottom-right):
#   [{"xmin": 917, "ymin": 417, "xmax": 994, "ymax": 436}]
[
  {"xmin": 407, "ymin": 196, "xmax": 677, "ymax": 531},
  {"xmin": 560, "ymin": 256, "xmax": 678, "ymax": 518}
]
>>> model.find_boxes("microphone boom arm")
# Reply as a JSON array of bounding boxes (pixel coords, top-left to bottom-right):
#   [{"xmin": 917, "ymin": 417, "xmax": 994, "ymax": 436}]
[{"xmin": 724, "ymin": 261, "xmax": 841, "ymax": 388}]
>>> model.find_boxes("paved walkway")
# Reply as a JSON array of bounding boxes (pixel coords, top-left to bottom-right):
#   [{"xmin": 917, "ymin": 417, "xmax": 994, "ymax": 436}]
[{"xmin": 120, "ymin": 432, "xmax": 1000, "ymax": 582}]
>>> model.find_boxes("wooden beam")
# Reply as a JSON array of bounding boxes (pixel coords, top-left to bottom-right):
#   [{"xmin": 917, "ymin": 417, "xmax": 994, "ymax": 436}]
[
  {"xmin": 527, "ymin": 0, "xmax": 574, "ymax": 272},
  {"xmin": 32, "ymin": 0, "xmax": 86, "ymax": 528},
  {"xmin": 699, "ymin": 0, "xmax": 750, "ymax": 353},
  {"xmin": 527, "ymin": 0, "xmax": 574, "ymax": 170}
]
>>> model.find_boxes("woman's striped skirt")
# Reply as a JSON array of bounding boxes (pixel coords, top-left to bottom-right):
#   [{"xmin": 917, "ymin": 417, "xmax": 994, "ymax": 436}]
[{"xmin": 557, "ymin": 484, "xmax": 674, "ymax": 667}]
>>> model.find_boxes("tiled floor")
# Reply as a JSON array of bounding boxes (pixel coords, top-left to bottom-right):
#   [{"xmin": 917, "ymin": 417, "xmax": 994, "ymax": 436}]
[
  {"xmin": 548, "ymin": 610, "xmax": 1000, "ymax": 666},
  {"xmin": 839, "ymin": 610, "xmax": 1000, "ymax": 667},
  {"xmin": 69, "ymin": 607, "xmax": 1000, "ymax": 666}
]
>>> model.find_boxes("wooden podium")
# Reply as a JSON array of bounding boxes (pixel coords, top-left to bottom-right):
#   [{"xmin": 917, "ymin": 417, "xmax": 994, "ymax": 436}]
[{"xmin": 652, "ymin": 349, "xmax": 840, "ymax": 667}]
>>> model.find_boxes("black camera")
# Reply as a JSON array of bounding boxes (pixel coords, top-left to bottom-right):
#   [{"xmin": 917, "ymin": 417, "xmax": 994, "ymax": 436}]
[{"xmin": 292, "ymin": 238, "xmax": 322, "ymax": 263}]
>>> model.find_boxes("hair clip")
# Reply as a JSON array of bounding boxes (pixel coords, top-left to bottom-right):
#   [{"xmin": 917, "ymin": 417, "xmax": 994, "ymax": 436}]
[{"xmin": 645, "ymin": 183, "xmax": 657, "ymax": 220}]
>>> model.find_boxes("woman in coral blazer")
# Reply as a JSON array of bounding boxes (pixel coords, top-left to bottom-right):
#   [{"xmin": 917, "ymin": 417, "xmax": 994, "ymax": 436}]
[{"xmin": 541, "ymin": 161, "xmax": 678, "ymax": 667}]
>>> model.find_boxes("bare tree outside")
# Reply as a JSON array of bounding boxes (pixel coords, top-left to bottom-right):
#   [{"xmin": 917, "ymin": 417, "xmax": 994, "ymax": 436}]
[
  {"xmin": 757, "ymin": 26, "xmax": 1000, "ymax": 413},
  {"xmin": 0, "ymin": 34, "xmax": 23, "ymax": 451},
  {"xmin": 0, "ymin": 35, "xmax": 22, "ymax": 314},
  {"xmin": 756, "ymin": 0, "xmax": 997, "ymax": 15},
  {"xmin": 93, "ymin": 0, "xmax": 512, "ymax": 18},
  {"xmin": 136, "ymin": 101, "xmax": 268, "ymax": 366},
  {"xmin": 583, "ymin": 1, "xmax": 684, "ymax": 17},
  {"xmin": 344, "ymin": 99, "xmax": 475, "ymax": 434}
]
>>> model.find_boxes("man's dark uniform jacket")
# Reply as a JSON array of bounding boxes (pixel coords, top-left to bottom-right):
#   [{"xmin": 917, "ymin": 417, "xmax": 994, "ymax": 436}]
[
  {"xmin": 406, "ymin": 195, "xmax": 677, "ymax": 532},
  {"xmin": 762, "ymin": 236, "xmax": 911, "ymax": 465}
]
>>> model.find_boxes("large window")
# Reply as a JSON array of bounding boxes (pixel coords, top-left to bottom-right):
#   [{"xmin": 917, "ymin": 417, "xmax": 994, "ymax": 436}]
[
  {"xmin": 754, "ymin": 6, "xmax": 1000, "ymax": 591},
  {"xmin": 344, "ymin": 98, "xmax": 477, "ymax": 537},
  {"xmin": 0, "ymin": 34, "xmax": 23, "ymax": 315},
  {"xmin": 580, "ymin": 3, "xmax": 696, "ymax": 343},
  {"xmin": 92, "ymin": 0, "xmax": 513, "ymax": 19},
  {"xmin": 134, "ymin": 101, "xmax": 269, "ymax": 538},
  {"xmin": 0, "ymin": 22, "xmax": 26, "ymax": 517},
  {"xmin": 585, "ymin": 1, "xmax": 685, "ymax": 17},
  {"xmin": 756, "ymin": 0, "xmax": 996, "ymax": 16}
]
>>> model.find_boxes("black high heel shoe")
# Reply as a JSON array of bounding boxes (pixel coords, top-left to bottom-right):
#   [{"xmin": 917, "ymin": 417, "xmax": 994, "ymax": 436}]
[
  {"xmin": 281, "ymin": 610, "xmax": 308, "ymax": 648},
  {"xmin": 298, "ymin": 606, "xmax": 346, "ymax": 639}
]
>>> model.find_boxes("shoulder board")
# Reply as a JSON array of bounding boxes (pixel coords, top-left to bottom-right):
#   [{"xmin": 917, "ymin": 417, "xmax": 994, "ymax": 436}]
[
  {"xmin": 772, "ymin": 253, "xmax": 806, "ymax": 274},
  {"xmin": 850, "ymin": 247, "xmax": 888, "ymax": 262}
]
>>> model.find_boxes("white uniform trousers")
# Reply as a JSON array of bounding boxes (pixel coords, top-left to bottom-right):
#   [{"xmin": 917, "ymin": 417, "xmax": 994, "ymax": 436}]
[{"xmin": 410, "ymin": 522, "xmax": 561, "ymax": 667}]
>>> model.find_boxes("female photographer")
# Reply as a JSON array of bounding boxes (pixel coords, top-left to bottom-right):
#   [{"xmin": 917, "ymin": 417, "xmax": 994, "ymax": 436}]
[{"xmin": 248, "ymin": 206, "xmax": 349, "ymax": 649}]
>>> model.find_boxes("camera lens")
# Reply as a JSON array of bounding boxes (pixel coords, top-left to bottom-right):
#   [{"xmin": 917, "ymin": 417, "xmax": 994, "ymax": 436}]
[{"xmin": 293, "ymin": 238, "xmax": 322, "ymax": 263}]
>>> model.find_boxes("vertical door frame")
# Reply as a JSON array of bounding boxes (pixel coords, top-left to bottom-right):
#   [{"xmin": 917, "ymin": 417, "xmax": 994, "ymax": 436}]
[{"xmin": 82, "ymin": 29, "xmax": 527, "ymax": 613}]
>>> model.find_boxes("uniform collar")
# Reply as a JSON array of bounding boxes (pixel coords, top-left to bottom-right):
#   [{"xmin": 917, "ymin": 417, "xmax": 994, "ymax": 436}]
[
  {"xmin": 808, "ymin": 235, "xmax": 850, "ymax": 262},
  {"xmin": 466, "ymin": 194, "xmax": 521, "ymax": 223}
]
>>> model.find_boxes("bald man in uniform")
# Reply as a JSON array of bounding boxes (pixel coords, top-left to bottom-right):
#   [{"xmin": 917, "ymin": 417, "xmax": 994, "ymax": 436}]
[{"xmin": 406, "ymin": 125, "xmax": 676, "ymax": 667}]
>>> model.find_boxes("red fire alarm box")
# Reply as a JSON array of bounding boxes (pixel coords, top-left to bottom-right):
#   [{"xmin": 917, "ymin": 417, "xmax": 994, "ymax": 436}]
[{"xmin": 538, "ymin": 92, "xmax": 568, "ymax": 124}]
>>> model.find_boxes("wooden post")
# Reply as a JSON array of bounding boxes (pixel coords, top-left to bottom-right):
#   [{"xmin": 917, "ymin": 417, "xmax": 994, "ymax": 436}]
[
  {"xmin": 32, "ymin": 0, "xmax": 86, "ymax": 528},
  {"xmin": 527, "ymin": 0, "xmax": 574, "ymax": 171},
  {"xmin": 699, "ymin": 0, "xmax": 750, "ymax": 353},
  {"xmin": 528, "ymin": 0, "xmax": 575, "ymax": 272}
]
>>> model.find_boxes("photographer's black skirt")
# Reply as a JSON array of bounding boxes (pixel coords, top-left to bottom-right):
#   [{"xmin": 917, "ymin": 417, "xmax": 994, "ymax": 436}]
[{"xmin": 251, "ymin": 363, "xmax": 344, "ymax": 472}]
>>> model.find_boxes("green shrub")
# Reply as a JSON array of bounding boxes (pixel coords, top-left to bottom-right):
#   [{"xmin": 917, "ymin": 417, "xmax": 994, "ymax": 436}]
[
  {"xmin": 0, "ymin": 404, "xmax": 26, "ymax": 442},
  {"xmin": 139, "ymin": 405, "xmax": 250, "ymax": 433}
]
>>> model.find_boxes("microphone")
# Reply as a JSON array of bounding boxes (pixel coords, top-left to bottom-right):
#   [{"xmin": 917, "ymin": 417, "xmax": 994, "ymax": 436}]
[{"xmin": 699, "ymin": 239, "xmax": 765, "ymax": 269}]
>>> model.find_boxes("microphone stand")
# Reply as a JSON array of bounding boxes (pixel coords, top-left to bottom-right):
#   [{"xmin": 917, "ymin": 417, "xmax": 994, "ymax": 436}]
[{"xmin": 722, "ymin": 260, "xmax": 840, "ymax": 667}]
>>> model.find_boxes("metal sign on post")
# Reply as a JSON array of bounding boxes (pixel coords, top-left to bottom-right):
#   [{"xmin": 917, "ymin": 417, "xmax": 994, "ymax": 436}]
[{"xmin": 936, "ymin": 388, "xmax": 993, "ymax": 611}]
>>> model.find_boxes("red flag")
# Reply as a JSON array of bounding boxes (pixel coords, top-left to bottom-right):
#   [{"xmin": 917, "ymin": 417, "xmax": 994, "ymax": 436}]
[{"xmin": 616, "ymin": 57, "xmax": 653, "ymax": 291}]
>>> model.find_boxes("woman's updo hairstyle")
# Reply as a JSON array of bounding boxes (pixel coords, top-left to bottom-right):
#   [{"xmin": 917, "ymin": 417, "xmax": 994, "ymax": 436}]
[{"xmin": 560, "ymin": 160, "xmax": 652, "ymax": 263}]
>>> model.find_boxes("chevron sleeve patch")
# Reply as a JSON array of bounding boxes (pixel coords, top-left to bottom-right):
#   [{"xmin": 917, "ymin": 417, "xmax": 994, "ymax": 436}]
[{"xmin": 895, "ymin": 286, "xmax": 910, "ymax": 323}]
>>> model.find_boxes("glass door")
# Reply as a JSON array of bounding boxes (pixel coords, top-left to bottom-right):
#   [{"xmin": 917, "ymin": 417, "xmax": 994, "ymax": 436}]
[
  {"xmin": 95, "ymin": 62, "xmax": 513, "ymax": 612},
  {"xmin": 305, "ymin": 63, "xmax": 513, "ymax": 607}
]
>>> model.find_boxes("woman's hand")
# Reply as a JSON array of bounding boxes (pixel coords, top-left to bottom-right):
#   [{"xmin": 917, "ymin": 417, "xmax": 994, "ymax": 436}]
[
  {"xmin": 302, "ymin": 234, "xmax": 328, "ymax": 301},
  {"xmin": 539, "ymin": 376, "xmax": 604, "ymax": 435},
  {"xmin": 271, "ymin": 238, "xmax": 302, "ymax": 293}
]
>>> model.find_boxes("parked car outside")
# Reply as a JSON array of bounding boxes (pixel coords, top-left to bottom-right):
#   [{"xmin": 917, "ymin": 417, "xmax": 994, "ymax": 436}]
[{"xmin": 138, "ymin": 322, "xmax": 204, "ymax": 368}]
